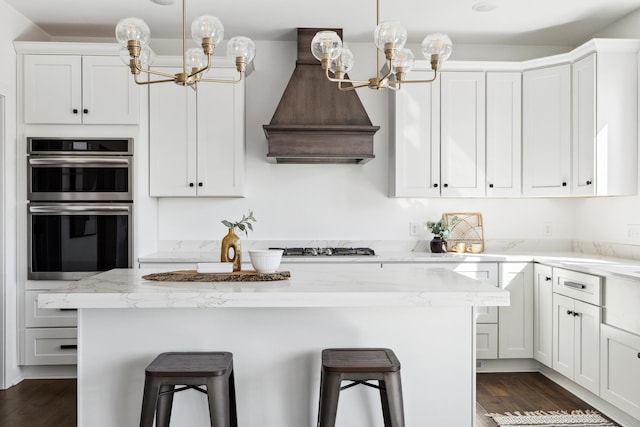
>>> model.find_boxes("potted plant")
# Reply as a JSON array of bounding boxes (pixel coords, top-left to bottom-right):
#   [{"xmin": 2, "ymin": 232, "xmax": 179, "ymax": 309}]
[
  {"xmin": 425, "ymin": 218, "xmax": 451, "ymax": 253},
  {"xmin": 220, "ymin": 211, "xmax": 256, "ymax": 271}
]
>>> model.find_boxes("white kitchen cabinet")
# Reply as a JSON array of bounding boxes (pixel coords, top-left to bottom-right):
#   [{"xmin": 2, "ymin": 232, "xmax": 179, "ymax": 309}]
[
  {"xmin": 149, "ymin": 64, "xmax": 245, "ymax": 197},
  {"xmin": 25, "ymin": 290, "xmax": 77, "ymax": 328},
  {"xmin": 533, "ymin": 264, "xmax": 553, "ymax": 367},
  {"xmin": 498, "ymin": 263, "xmax": 533, "ymax": 358},
  {"xmin": 552, "ymin": 290, "xmax": 601, "ymax": 395},
  {"xmin": 522, "ymin": 64, "xmax": 571, "ymax": 196},
  {"xmin": 439, "ymin": 71, "xmax": 486, "ymax": 197},
  {"xmin": 390, "ymin": 69, "xmax": 485, "ymax": 198},
  {"xmin": 486, "ymin": 72, "xmax": 521, "ymax": 197},
  {"xmin": 390, "ymin": 69, "xmax": 441, "ymax": 197},
  {"xmin": 23, "ymin": 54, "xmax": 139, "ymax": 125},
  {"xmin": 24, "ymin": 328, "xmax": 77, "ymax": 365},
  {"xmin": 572, "ymin": 51, "xmax": 638, "ymax": 196},
  {"xmin": 600, "ymin": 324, "xmax": 640, "ymax": 420}
]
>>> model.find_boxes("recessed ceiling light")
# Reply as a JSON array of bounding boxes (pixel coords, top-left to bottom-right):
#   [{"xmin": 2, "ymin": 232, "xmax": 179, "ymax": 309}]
[
  {"xmin": 472, "ymin": 1, "xmax": 497, "ymax": 12},
  {"xmin": 151, "ymin": 0, "xmax": 176, "ymax": 5}
]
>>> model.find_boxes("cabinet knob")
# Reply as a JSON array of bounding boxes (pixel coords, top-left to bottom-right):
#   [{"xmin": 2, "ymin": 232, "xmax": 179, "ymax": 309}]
[
  {"xmin": 83, "ymin": 109, "xmax": 88, "ymax": 114},
  {"xmin": 189, "ymin": 183, "xmax": 194, "ymax": 187},
  {"xmin": 637, "ymin": 352, "xmax": 640, "ymax": 359},
  {"xmin": 586, "ymin": 180, "xmax": 592, "ymax": 185},
  {"xmin": 443, "ymin": 183, "xmax": 449, "ymax": 188},
  {"xmin": 567, "ymin": 310, "xmax": 574, "ymax": 316},
  {"xmin": 489, "ymin": 183, "xmax": 494, "ymax": 188},
  {"xmin": 433, "ymin": 183, "xmax": 438, "ymax": 188},
  {"xmin": 72, "ymin": 109, "xmax": 78, "ymax": 114},
  {"xmin": 562, "ymin": 182, "xmax": 567, "ymax": 187},
  {"xmin": 545, "ymin": 276, "xmax": 552, "ymax": 281},
  {"xmin": 198, "ymin": 182, "xmax": 203, "ymax": 187},
  {"xmin": 573, "ymin": 312, "xmax": 580, "ymax": 317}
]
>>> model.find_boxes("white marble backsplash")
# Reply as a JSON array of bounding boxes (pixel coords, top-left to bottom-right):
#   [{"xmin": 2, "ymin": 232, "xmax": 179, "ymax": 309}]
[{"xmin": 154, "ymin": 238, "xmax": 640, "ymax": 261}]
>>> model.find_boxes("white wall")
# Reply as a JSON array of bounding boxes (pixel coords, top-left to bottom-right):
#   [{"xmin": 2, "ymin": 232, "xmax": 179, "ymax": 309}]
[
  {"xmin": 0, "ymin": 0, "xmax": 49, "ymax": 388},
  {"xmin": 569, "ymin": 12, "xmax": 640, "ymax": 244},
  {"xmin": 154, "ymin": 40, "xmax": 578, "ymax": 245}
]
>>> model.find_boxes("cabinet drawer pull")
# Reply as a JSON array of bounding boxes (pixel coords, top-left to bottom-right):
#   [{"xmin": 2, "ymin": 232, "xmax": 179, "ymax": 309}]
[
  {"xmin": 60, "ymin": 344, "xmax": 77, "ymax": 350},
  {"xmin": 564, "ymin": 281, "xmax": 586, "ymax": 290},
  {"xmin": 59, "ymin": 308, "xmax": 77, "ymax": 312}
]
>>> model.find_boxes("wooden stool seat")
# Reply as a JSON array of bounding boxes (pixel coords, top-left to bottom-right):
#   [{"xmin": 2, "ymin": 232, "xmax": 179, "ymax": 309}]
[
  {"xmin": 140, "ymin": 352, "xmax": 237, "ymax": 427},
  {"xmin": 317, "ymin": 348, "xmax": 405, "ymax": 427}
]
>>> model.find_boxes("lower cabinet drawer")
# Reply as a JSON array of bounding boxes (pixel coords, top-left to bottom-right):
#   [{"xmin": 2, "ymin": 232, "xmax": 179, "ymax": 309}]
[
  {"xmin": 477, "ymin": 323, "xmax": 498, "ymax": 359},
  {"xmin": 25, "ymin": 291, "xmax": 77, "ymax": 327},
  {"xmin": 24, "ymin": 328, "xmax": 77, "ymax": 365}
]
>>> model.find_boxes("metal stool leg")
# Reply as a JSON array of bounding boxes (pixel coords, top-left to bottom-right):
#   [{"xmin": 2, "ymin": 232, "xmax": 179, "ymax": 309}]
[
  {"xmin": 317, "ymin": 371, "xmax": 343, "ymax": 427},
  {"xmin": 156, "ymin": 384, "xmax": 175, "ymax": 427},
  {"xmin": 140, "ymin": 376, "xmax": 161, "ymax": 427},
  {"xmin": 228, "ymin": 371, "xmax": 238, "ymax": 427},
  {"xmin": 382, "ymin": 372, "xmax": 405, "ymax": 427},
  {"xmin": 206, "ymin": 376, "xmax": 231, "ymax": 427}
]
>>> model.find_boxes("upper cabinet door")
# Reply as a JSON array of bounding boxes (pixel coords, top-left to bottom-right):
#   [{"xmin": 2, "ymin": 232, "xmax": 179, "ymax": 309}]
[
  {"xmin": 24, "ymin": 55, "xmax": 82, "ymax": 124},
  {"xmin": 522, "ymin": 64, "xmax": 571, "ymax": 196},
  {"xmin": 149, "ymin": 66, "xmax": 197, "ymax": 197},
  {"xmin": 82, "ymin": 56, "xmax": 139, "ymax": 125},
  {"xmin": 572, "ymin": 54, "xmax": 596, "ymax": 196},
  {"xmin": 196, "ymin": 67, "xmax": 246, "ymax": 197},
  {"xmin": 389, "ymin": 70, "xmax": 441, "ymax": 197},
  {"xmin": 440, "ymin": 71, "xmax": 486, "ymax": 197},
  {"xmin": 486, "ymin": 72, "xmax": 521, "ymax": 197},
  {"xmin": 23, "ymin": 54, "xmax": 139, "ymax": 125}
]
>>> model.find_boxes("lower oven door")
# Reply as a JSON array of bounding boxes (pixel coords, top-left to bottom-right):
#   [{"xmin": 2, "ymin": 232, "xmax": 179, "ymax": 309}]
[{"xmin": 28, "ymin": 203, "xmax": 132, "ymax": 280}]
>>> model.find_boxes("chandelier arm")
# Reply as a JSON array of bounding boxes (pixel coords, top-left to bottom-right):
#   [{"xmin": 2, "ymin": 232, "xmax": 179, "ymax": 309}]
[
  {"xmin": 135, "ymin": 68, "xmax": 178, "ymax": 79},
  {"xmin": 338, "ymin": 81, "xmax": 371, "ymax": 91},
  {"xmin": 397, "ymin": 70, "xmax": 439, "ymax": 84},
  {"xmin": 199, "ymin": 73, "xmax": 244, "ymax": 84},
  {"xmin": 323, "ymin": 68, "xmax": 369, "ymax": 85},
  {"xmin": 133, "ymin": 75, "xmax": 179, "ymax": 85}
]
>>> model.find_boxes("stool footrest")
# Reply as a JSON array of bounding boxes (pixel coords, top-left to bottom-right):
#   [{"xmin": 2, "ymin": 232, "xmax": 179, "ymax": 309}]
[
  {"xmin": 159, "ymin": 384, "xmax": 208, "ymax": 396},
  {"xmin": 340, "ymin": 380, "xmax": 382, "ymax": 392}
]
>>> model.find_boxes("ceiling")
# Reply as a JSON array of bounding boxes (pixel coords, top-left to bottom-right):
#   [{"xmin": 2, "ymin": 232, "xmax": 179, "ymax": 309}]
[{"xmin": 5, "ymin": 0, "xmax": 640, "ymax": 46}]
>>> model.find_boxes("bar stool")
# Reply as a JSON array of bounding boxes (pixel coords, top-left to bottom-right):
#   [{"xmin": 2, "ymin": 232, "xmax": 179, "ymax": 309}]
[
  {"xmin": 317, "ymin": 348, "xmax": 405, "ymax": 427},
  {"xmin": 139, "ymin": 351, "xmax": 237, "ymax": 427}
]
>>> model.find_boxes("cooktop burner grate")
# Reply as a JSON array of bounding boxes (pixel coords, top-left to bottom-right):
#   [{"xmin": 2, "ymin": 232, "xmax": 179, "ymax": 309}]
[{"xmin": 269, "ymin": 247, "xmax": 376, "ymax": 257}]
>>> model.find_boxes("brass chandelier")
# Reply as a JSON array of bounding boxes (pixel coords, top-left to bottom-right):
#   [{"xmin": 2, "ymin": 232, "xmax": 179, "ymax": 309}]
[
  {"xmin": 115, "ymin": 0, "xmax": 255, "ymax": 88},
  {"xmin": 310, "ymin": 0, "xmax": 452, "ymax": 91}
]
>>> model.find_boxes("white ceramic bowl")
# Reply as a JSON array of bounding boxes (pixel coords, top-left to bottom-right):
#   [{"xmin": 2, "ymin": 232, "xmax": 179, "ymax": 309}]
[{"xmin": 248, "ymin": 249, "xmax": 283, "ymax": 274}]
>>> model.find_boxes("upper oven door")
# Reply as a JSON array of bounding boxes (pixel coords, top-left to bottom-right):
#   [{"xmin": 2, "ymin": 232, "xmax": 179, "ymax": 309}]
[{"xmin": 27, "ymin": 155, "xmax": 132, "ymax": 201}]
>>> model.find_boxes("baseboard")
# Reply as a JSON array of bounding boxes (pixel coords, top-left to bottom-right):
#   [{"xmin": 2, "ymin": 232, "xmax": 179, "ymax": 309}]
[
  {"xmin": 20, "ymin": 365, "xmax": 77, "ymax": 381},
  {"xmin": 477, "ymin": 358, "xmax": 640, "ymax": 427}
]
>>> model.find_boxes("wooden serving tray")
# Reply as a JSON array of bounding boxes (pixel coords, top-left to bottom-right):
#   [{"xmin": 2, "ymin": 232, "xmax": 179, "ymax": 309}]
[{"xmin": 142, "ymin": 270, "xmax": 291, "ymax": 282}]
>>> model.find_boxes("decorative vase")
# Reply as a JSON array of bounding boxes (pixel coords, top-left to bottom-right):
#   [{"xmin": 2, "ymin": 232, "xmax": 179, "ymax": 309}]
[
  {"xmin": 221, "ymin": 228, "xmax": 242, "ymax": 271},
  {"xmin": 430, "ymin": 236, "xmax": 447, "ymax": 253}
]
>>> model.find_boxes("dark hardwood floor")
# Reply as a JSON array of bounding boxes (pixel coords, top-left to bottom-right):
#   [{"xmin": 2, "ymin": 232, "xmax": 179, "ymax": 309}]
[
  {"xmin": 0, "ymin": 379, "xmax": 76, "ymax": 427},
  {"xmin": 0, "ymin": 373, "xmax": 620, "ymax": 426},
  {"xmin": 476, "ymin": 372, "xmax": 619, "ymax": 426}
]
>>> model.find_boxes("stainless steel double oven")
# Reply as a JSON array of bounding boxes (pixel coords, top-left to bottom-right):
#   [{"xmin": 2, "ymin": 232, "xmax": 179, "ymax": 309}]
[{"xmin": 27, "ymin": 137, "xmax": 133, "ymax": 280}]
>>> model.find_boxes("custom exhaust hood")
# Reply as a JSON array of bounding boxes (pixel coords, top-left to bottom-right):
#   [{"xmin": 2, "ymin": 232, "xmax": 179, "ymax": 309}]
[{"xmin": 263, "ymin": 28, "xmax": 380, "ymax": 164}]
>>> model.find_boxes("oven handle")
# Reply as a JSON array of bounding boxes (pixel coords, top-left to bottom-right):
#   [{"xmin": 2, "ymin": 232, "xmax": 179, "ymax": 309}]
[
  {"xmin": 29, "ymin": 205, "xmax": 131, "ymax": 214},
  {"xmin": 28, "ymin": 157, "xmax": 130, "ymax": 166}
]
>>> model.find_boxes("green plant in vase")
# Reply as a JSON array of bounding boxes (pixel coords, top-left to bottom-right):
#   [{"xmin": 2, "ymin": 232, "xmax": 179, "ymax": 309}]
[
  {"xmin": 221, "ymin": 211, "xmax": 256, "ymax": 271},
  {"xmin": 425, "ymin": 216, "xmax": 457, "ymax": 253}
]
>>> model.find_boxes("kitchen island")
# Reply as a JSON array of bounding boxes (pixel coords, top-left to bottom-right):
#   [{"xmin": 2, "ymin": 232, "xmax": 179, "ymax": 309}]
[{"xmin": 39, "ymin": 266, "xmax": 509, "ymax": 427}]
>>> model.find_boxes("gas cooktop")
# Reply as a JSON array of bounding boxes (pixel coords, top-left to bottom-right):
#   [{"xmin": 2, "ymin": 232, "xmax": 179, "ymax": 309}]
[{"xmin": 269, "ymin": 247, "xmax": 376, "ymax": 257}]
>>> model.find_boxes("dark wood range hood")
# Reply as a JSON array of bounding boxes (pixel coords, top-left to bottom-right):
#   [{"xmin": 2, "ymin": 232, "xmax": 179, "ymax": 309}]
[{"xmin": 263, "ymin": 28, "xmax": 380, "ymax": 164}]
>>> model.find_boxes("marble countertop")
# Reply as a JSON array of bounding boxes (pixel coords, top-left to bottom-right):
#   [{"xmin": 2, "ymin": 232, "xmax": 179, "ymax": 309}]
[
  {"xmin": 37, "ymin": 266, "xmax": 510, "ymax": 309},
  {"xmin": 138, "ymin": 250, "xmax": 640, "ymax": 281}
]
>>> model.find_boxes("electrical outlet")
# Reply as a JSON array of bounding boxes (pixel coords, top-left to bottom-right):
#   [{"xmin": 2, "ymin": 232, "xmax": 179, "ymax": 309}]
[
  {"xmin": 409, "ymin": 222, "xmax": 421, "ymax": 236},
  {"xmin": 543, "ymin": 222, "xmax": 552, "ymax": 237},
  {"xmin": 628, "ymin": 225, "xmax": 640, "ymax": 240}
]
